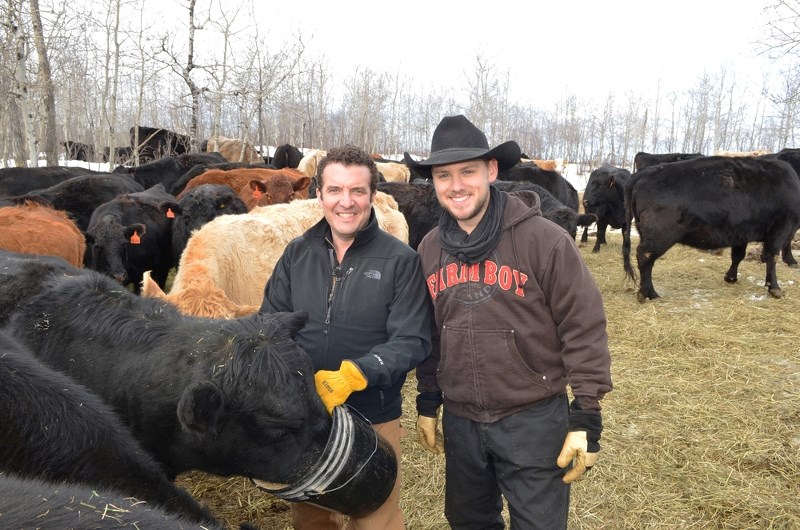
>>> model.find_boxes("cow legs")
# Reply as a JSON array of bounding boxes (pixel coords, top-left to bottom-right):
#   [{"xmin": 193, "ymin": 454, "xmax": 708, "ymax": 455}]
[
  {"xmin": 780, "ymin": 228, "xmax": 798, "ymax": 267},
  {"xmin": 724, "ymin": 244, "xmax": 746, "ymax": 284},
  {"xmin": 580, "ymin": 225, "xmax": 589, "ymax": 243},
  {"xmin": 592, "ymin": 221, "xmax": 609, "ymax": 253},
  {"xmin": 762, "ymin": 242, "xmax": 785, "ymax": 299},
  {"xmin": 635, "ymin": 244, "xmax": 662, "ymax": 302}
]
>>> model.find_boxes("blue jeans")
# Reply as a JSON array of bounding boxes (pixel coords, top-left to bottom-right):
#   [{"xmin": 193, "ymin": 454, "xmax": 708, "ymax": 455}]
[{"xmin": 442, "ymin": 394, "xmax": 570, "ymax": 530}]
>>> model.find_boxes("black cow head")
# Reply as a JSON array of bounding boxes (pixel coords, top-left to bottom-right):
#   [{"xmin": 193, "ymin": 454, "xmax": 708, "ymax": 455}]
[{"xmin": 173, "ymin": 311, "xmax": 332, "ymax": 484}]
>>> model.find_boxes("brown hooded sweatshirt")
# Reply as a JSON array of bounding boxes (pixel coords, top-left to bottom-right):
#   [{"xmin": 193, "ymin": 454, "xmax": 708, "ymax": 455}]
[{"xmin": 416, "ymin": 190, "xmax": 612, "ymax": 423}]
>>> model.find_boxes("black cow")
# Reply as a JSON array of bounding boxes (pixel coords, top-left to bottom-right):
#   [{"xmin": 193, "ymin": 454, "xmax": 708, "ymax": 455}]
[
  {"xmin": 103, "ymin": 145, "xmax": 134, "ymax": 164},
  {"xmin": 169, "ymin": 160, "xmax": 276, "ymax": 196},
  {"xmin": 62, "ymin": 140, "xmax": 95, "ymax": 162},
  {"xmin": 272, "ymin": 143, "xmax": 304, "ymax": 169},
  {"xmin": 5, "ymin": 173, "xmax": 144, "ymax": 231},
  {"xmin": 633, "ymin": 151, "xmax": 705, "ymax": 172},
  {"xmin": 497, "ymin": 162, "xmax": 580, "ymax": 211},
  {"xmin": 0, "ymin": 166, "xmax": 103, "ymax": 197},
  {"xmin": 113, "ymin": 151, "xmax": 227, "ymax": 192},
  {"xmin": 759, "ymin": 147, "xmax": 800, "ymax": 177},
  {"xmin": 491, "ymin": 180, "xmax": 596, "ymax": 241},
  {"xmin": 0, "ymin": 255, "xmax": 334, "ymax": 487},
  {"xmin": 0, "ymin": 252, "xmax": 86, "ymax": 325},
  {"xmin": 622, "ymin": 156, "xmax": 800, "ymax": 301},
  {"xmin": 377, "ymin": 181, "xmax": 440, "ymax": 250},
  {"xmin": 0, "ymin": 329, "xmax": 218, "ymax": 526},
  {"xmin": 172, "ymin": 184, "xmax": 248, "ymax": 263},
  {"xmin": 130, "ymin": 125, "xmax": 192, "ymax": 163},
  {"xmin": 86, "ymin": 184, "xmax": 181, "ymax": 291},
  {"xmin": 581, "ymin": 164, "xmax": 632, "ymax": 252},
  {"xmin": 0, "ymin": 475, "xmax": 222, "ymax": 529}
]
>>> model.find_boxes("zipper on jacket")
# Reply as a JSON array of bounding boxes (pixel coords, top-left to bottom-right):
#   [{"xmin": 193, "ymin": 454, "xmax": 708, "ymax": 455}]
[{"xmin": 324, "ymin": 246, "xmax": 354, "ymax": 328}]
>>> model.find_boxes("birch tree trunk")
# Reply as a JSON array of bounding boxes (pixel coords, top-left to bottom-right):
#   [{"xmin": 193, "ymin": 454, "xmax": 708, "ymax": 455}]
[
  {"xmin": 29, "ymin": 0, "xmax": 56, "ymax": 166},
  {"xmin": 8, "ymin": 0, "xmax": 38, "ymax": 167},
  {"xmin": 100, "ymin": 0, "xmax": 122, "ymax": 165}
]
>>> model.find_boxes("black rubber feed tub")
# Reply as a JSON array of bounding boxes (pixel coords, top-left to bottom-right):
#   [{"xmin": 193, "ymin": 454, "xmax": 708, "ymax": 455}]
[{"xmin": 252, "ymin": 405, "xmax": 397, "ymax": 517}]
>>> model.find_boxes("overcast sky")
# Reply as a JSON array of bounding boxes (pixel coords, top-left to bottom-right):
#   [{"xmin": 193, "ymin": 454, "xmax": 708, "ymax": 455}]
[{"xmin": 263, "ymin": 0, "xmax": 777, "ymax": 106}]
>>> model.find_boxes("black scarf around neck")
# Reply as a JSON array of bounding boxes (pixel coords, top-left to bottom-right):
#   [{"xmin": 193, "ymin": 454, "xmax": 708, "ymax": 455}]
[{"xmin": 438, "ymin": 186, "xmax": 506, "ymax": 264}]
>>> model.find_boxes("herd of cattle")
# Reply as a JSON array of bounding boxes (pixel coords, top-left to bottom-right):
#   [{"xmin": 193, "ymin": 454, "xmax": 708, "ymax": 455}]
[{"xmin": 2, "ymin": 129, "xmax": 800, "ymax": 526}]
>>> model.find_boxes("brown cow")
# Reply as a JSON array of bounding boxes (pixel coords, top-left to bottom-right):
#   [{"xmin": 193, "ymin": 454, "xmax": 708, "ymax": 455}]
[
  {"xmin": 203, "ymin": 136, "xmax": 262, "ymax": 164},
  {"xmin": 141, "ymin": 192, "xmax": 408, "ymax": 318},
  {"xmin": 0, "ymin": 202, "xmax": 85, "ymax": 267},
  {"xmin": 176, "ymin": 168, "xmax": 311, "ymax": 210}
]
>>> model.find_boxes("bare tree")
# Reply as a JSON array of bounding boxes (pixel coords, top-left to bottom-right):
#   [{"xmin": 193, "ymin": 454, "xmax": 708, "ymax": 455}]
[
  {"xmin": 127, "ymin": 0, "xmax": 166, "ymax": 165},
  {"xmin": 760, "ymin": 0, "xmax": 800, "ymax": 57},
  {"xmin": 765, "ymin": 63, "xmax": 800, "ymax": 148},
  {"xmin": 157, "ymin": 0, "xmax": 208, "ymax": 149},
  {"xmin": 29, "ymin": 0, "xmax": 55, "ymax": 165},
  {"xmin": 99, "ymin": 0, "xmax": 123, "ymax": 165},
  {"xmin": 7, "ymin": 0, "xmax": 38, "ymax": 166}
]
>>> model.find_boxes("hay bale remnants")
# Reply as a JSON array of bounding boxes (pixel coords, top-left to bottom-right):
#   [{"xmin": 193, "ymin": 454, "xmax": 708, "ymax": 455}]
[{"xmin": 179, "ymin": 231, "xmax": 800, "ymax": 529}]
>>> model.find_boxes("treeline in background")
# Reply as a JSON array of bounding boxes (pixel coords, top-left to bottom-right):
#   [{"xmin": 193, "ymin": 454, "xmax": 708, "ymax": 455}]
[{"xmin": 3, "ymin": 0, "xmax": 800, "ymax": 171}]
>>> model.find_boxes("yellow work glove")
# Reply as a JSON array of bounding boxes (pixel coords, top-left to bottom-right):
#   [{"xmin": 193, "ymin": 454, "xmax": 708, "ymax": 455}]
[
  {"xmin": 556, "ymin": 430, "xmax": 598, "ymax": 483},
  {"xmin": 416, "ymin": 415, "xmax": 444, "ymax": 454},
  {"xmin": 314, "ymin": 360, "xmax": 367, "ymax": 414}
]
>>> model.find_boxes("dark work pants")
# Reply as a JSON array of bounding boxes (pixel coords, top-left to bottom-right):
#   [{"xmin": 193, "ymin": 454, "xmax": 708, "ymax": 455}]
[{"xmin": 442, "ymin": 394, "xmax": 570, "ymax": 530}]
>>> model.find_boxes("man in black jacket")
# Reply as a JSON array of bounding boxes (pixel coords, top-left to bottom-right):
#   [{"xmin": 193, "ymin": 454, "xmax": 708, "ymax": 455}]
[{"xmin": 259, "ymin": 144, "xmax": 432, "ymax": 530}]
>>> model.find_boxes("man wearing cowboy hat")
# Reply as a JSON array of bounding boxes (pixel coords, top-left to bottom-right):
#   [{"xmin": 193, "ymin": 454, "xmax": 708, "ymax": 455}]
[{"xmin": 404, "ymin": 115, "xmax": 612, "ymax": 529}]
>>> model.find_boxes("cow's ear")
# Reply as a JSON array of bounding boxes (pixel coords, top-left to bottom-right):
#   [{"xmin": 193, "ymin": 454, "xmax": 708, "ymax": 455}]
[
  {"xmin": 269, "ymin": 310, "xmax": 309, "ymax": 338},
  {"xmin": 293, "ymin": 176, "xmax": 312, "ymax": 192},
  {"xmin": 177, "ymin": 381, "xmax": 224, "ymax": 436},
  {"xmin": 123, "ymin": 223, "xmax": 147, "ymax": 242},
  {"xmin": 161, "ymin": 201, "xmax": 182, "ymax": 216},
  {"xmin": 249, "ymin": 179, "xmax": 266, "ymax": 191}
]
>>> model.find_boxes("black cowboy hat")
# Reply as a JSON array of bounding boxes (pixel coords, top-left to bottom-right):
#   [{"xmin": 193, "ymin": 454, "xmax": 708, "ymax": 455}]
[{"xmin": 403, "ymin": 115, "xmax": 521, "ymax": 175}]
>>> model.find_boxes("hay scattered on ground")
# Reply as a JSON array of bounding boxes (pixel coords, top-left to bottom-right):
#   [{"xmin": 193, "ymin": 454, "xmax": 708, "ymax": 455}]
[{"xmin": 180, "ymin": 231, "xmax": 800, "ymax": 529}]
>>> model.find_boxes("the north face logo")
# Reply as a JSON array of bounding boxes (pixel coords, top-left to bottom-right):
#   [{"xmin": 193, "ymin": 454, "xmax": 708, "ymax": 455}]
[{"xmin": 364, "ymin": 270, "xmax": 381, "ymax": 280}]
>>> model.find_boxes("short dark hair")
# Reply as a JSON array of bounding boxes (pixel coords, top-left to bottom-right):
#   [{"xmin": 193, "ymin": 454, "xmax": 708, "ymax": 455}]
[{"xmin": 316, "ymin": 144, "xmax": 380, "ymax": 194}]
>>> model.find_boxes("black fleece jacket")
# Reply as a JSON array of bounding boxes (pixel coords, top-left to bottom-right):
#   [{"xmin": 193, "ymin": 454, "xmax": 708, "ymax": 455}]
[{"xmin": 260, "ymin": 209, "xmax": 432, "ymax": 423}]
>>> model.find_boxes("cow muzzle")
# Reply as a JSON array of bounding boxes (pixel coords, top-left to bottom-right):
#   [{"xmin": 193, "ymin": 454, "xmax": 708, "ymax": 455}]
[{"xmin": 252, "ymin": 405, "xmax": 397, "ymax": 517}]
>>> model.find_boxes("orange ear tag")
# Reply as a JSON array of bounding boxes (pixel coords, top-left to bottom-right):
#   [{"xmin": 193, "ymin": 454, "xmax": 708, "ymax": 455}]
[
  {"xmin": 252, "ymin": 188, "xmax": 262, "ymax": 199},
  {"xmin": 130, "ymin": 231, "xmax": 141, "ymax": 244},
  {"xmin": 166, "ymin": 207, "xmax": 175, "ymax": 218}
]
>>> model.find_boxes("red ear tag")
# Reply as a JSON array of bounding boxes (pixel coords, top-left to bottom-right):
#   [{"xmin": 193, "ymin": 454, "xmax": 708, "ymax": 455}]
[
  {"xmin": 166, "ymin": 207, "xmax": 175, "ymax": 218},
  {"xmin": 252, "ymin": 188, "xmax": 262, "ymax": 199},
  {"xmin": 130, "ymin": 231, "xmax": 141, "ymax": 244}
]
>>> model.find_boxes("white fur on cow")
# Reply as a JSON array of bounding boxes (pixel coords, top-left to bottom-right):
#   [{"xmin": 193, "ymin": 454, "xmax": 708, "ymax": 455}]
[{"xmin": 297, "ymin": 149, "xmax": 327, "ymax": 178}]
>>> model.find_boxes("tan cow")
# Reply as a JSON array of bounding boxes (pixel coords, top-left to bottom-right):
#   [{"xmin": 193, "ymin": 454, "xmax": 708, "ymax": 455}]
[
  {"xmin": 376, "ymin": 161, "xmax": 411, "ymax": 183},
  {"xmin": 204, "ymin": 136, "xmax": 262, "ymax": 164},
  {"xmin": 176, "ymin": 168, "xmax": 311, "ymax": 210},
  {"xmin": 141, "ymin": 191, "xmax": 408, "ymax": 318},
  {"xmin": 522, "ymin": 158, "xmax": 567, "ymax": 173},
  {"xmin": 297, "ymin": 149, "xmax": 327, "ymax": 178},
  {"xmin": 713, "ymin": 149, "xmax": 770, "ymax": 157},
  {"xmin": 0, "ymin": 202, "xmax": 85, "ymax": 267}
]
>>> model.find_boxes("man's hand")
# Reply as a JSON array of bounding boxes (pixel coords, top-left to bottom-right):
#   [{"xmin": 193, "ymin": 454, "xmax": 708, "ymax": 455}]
[
  {"xmin": 416, "ymin": 415, "xmax": 444, "ymax": 454},
  {"xmin": 314, "ymin": 360, "xmax": 367, "ymax": 414},
  {"xmin": 557, "ymin": 430, "xmax": 598, "ymax": 483}
]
